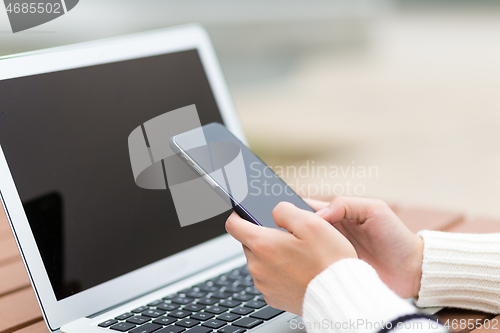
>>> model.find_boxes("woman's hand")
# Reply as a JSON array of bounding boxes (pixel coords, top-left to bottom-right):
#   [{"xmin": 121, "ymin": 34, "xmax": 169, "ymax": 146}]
[
  {"xmin": 225, "ymin": 202, "xmax": 357, "ymax": 316},
  {"xmin": 306, "ymin": 196, "xmax": 424, "ymax": 299}
]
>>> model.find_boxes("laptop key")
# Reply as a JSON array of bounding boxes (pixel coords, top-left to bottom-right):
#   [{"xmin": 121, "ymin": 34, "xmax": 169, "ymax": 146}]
[
  {"xmin": 229, "ymin": 270, "xmax": 243, "ymax": 279},
  {"xmin": 244, "ymin": 287, "xmax": 261, "ymax": 296},
  {"xmin": 216, "ymin": 313, "xmax": 241, "ymax": 322},
  {"xmin": 156, "ymin": 326, "xmax": 185, "ymax": 333},
  {"xmin": 185, "ymin": 327, "xmax": 211, "ymax": 333},
  {"xmin": 153, "ymin": 316, "xmax": 177, "ymax": 326},
  {"xmin": 110, "ymin": 322, "xmax": 136, "ymax": 332},
  {"xmin": 98, "ymin": 319, "xmax": 118, "ymax": 327},
  {"xmin": 232, "ymin": 294, "xmax": 253, "ymax": 302},
  {"xmin": 183, "ymin": 304, "xmax": 205, "ymax": 312},
  {"xmin": 254, "ymin": 295, "xmax": 265, "ymax": 302},
  {"xmin": 223, "ymin": 286, "xmax": 244, "ymax": 293},
  {"xmin": 205, "ymin": 306, "xmax": 228, "ymax": 314},
  {"xmin": 244, "ymin": 301, "xmax": 266, "ymax": 309},
  {"xmin": 116, "ymin": 313, "xmax": 134, "ymax": 320},
  {"xmin": 132, "ymin": 306, "xmax": 150, "ymax": 313},
  {"xmin": 250, "ymin": 306, "xmax": 284, "ymax": 320},
  {"xmin": 163, "ymin": 294, "xmax": 177, "ymax": 300},
  {"xmin": 219, "ymin": 300, "xmax": 241, "ymax": 308},
  {"xmin": 202, "ymin": 319, "xmax": 227, "ymax": 329},
  {"xmin": 157, "ymin": 303, "xmax": 180, "ymax": 311},
  {"xmin": 190, "ymin": 312, "xmax": 214, "ymax": 321},
  {"xmin": 127, "ymin": 316, "xmax": 151, "ymax": 325},
  {"xmin": 169, "ymin": 310, "xmax": 191, "ymax": 319},
  {"xmin": 211, "ymin": 291, "xmax": 232, "ymax": 299},
  {"xmin": 218, "ymin": 274, "xmax": 238, "ymax": 281},
  {"xmin": 148, "ymin": 300, "xmax": 164, "ymax": 307},
  {"xmin": 230, "ymin": 307, "xmax": 254, "ymax": 316},
  {"xmin": 237, "ymin": 280, "xmax": 254, "ymax": 287},
  {"xmin": 186, "ymin": 291, "xmax": 207, "ymax": 299},
  {"xmin": 129, "ymin": 323, "xmax": 163, "ymax": 333},
  {"xmin": 218, "ymin": 326, "xmax": 247, "ymax": 333},
  {"xmin": 232, "ymin": 317, "xmax": 263, "ymax": 329},
  {"xmin": 143, "ymin": 309, "xmax": 166, "ymax": 318},
  {"xmin": 176, "ymin": 319, "xmax": 200, "ymax": 328},
  {"xmin": 171, "ymin": 297, "xmax": 193, "ymax": 305},
  {"xmin": 213, "ymin": 279, "xmax": 231, "ymax": 287},
  {"xmin": 199, "ymin": 285, "xmax": 220, "ymax": 292},
  {"xmin": 196, "ymin": 297, "xmax": 218, "ymax": 305}
]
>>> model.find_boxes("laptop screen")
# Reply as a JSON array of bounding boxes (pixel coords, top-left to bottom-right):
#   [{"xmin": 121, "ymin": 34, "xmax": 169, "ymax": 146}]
[{"xmin": 0, "ymin": 49, "xmax": 231, "ymax": 300}]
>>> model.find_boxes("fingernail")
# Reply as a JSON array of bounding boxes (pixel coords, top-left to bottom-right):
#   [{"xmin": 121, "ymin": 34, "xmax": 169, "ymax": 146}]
[{"xmin": 315, "ymin": 207, "xmax": 329, "ymax": 216}]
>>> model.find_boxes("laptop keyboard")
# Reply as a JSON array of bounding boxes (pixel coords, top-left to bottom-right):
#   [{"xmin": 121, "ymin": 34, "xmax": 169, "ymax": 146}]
[{"xmin": 97, "ymin": 265, "xmax": 285, "ymax": 333}]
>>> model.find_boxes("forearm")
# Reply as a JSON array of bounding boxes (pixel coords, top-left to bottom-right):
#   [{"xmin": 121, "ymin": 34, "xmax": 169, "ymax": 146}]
[
  {"xmin": 416, "ymin": 231, "xmax": 500, "ymax": 313},
  {"xmin": 302, "ymin": 259, "xmax": 447, "ymax": 333}
]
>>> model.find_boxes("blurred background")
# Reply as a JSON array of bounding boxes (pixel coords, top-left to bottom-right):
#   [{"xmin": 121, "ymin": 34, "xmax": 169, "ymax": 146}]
[{"xmin": 1, "ymin": 0, "xmax": 500, "ymax": 217}]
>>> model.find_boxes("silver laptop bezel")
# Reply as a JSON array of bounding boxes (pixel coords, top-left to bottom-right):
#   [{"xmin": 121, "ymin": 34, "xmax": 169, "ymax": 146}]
[{"xmin": 0, "ymin": 24, "xmax": 246, "ymax": 331}]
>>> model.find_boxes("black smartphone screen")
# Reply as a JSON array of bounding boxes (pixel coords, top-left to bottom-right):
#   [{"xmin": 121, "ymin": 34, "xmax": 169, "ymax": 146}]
[{"xmin": 173, "ymin": 122, "xmax": 314, "ymax": 229}]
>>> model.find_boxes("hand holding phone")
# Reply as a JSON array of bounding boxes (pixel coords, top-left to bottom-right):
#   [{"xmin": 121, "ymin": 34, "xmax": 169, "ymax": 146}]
[{"xmin": 170, "ymin": 122, "xmax": 314, "ymax": 229}]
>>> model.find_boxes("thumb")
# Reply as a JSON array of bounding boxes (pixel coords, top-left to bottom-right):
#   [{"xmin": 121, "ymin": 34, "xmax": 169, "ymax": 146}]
[
  {"xmin": 273, "ymin": 201, "xmax": 331, "ymax": 239},
  {"xmin": 318, "ymin": 196, "xmax": 384, "ymax": 224}
]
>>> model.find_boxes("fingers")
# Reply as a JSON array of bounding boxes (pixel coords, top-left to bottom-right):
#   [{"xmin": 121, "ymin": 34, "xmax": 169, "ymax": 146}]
[
  {"xmin": 225, "ymin": 211, "xmax": 264, "ymax": 248},
  {"xmin": 303, "ymin": 198, "xmax": 329, "ymax": 211},
  {"xmin": 226, "ymin": 210, "xmax": 296, "ymax": 256},
  {"xmin": 319, "ymin": 196, "xmax": 386, "ymax": 224},
  {"xmin": 272, "ymin": 201, "xmax": 330, "ymax": 239}
]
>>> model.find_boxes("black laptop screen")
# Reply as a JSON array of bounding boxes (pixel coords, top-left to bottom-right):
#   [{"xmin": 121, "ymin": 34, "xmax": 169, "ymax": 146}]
[{"xmin": 0, "ymin": 49, "xmax": 230, "ymax": 300}]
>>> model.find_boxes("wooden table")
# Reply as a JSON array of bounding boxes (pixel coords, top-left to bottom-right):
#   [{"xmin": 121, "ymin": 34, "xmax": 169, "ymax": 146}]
[{"xmin": 0, "ymin": 205, "xmax": 499, "ymax": 333}]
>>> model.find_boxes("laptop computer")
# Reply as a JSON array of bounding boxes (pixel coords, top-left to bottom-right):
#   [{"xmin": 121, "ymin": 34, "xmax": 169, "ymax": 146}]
[{"xmin": 0, "ymin": 25, "xmax": 306, "ymax": 333}]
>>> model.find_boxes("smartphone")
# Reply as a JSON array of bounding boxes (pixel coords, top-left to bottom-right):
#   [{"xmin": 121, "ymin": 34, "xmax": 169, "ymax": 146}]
[{"xmin": 170, "ymin": 122, "xmax": 314, "ymax": 229}]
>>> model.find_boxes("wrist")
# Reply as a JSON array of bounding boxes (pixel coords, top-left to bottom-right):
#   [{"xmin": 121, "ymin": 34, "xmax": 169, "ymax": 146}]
[
  {"xmin": 303, "ymin": 259, "xmax": 418, "ymax": 332},
  {"xmin": 411, "ymin": 235, "xmax": 424, "ymax": 297}
]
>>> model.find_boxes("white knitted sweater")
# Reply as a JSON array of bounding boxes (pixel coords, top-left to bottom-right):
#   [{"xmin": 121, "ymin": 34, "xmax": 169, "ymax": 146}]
[
  {"xmin": 301, "ymin": 231, "xmax": 500, "ymax": 333},
  {"xmin": 416, "ymin": 231, "xmax": 500, "ymax": 312}
]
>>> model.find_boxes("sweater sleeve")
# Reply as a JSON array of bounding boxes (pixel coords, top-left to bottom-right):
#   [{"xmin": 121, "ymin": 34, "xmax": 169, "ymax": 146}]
[
  {"xmin": 302, "ymin": 258, "xmax": 447, "ymax": 333},
  {"xmin": 416, "ymin": 230, "xmax": 500, "ymax": 313}
]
